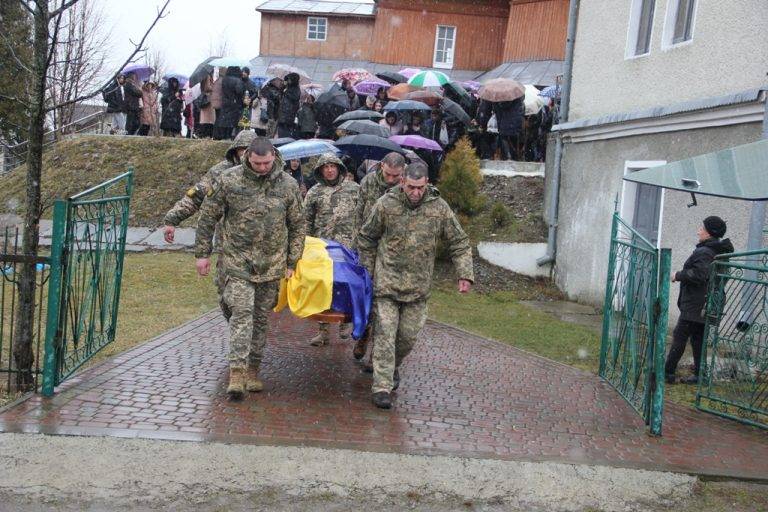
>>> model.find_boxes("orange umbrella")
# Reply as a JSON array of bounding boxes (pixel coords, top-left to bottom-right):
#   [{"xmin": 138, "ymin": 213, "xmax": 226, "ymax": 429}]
[
  {"xmin": 477, "ymin": 78, "xmax": 525, "ymax": 102},
  {"xmin": 387, "ymin": 83, "xmax": 418, "ymax": 100},
  {"xmin": 404, "ymin": 90, "xmax": 443, "ymax": 107}
]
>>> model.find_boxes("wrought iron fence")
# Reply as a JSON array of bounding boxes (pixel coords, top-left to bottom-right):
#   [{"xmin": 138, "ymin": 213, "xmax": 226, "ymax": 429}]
[
  {"xmin": 0, "ymin": 226, "xmax": 50, "ymax": 393},
  {"xmin": 600, "ymin": 213, "xmax": 671, "ymax": 436},
  {"xmin": 696, "ymin": 249, "xmax": 768, "ymax": 429}
]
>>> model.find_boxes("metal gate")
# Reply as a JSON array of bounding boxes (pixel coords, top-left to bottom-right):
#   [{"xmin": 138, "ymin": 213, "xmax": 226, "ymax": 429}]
[
  {"xmin": 600, "ymin": 213, "xmax": 671, "ymax": 436},
  {"xmin": 41, "ymin": 171, "xmax": 133, "ymax": 395},
  {"xmin": 696, "ymin": 249, "xmax": 768, "ymax": 429}
]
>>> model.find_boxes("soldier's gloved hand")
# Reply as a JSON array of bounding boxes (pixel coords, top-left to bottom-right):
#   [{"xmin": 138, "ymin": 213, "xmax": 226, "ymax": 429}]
[
  {"xmin": 458, "ymin": 279, "xmax": 472, "ymax": 294},
  {"xmin": 196, "ymin": 258, "xmax": 211, "ymax": 277},
  {"xmin": 285, "ymin": 268, "xmax": 294, "ymax": 279},
  {"xmin": 163, "ymin": 225, "xmax": 175, "ymax": 243}
]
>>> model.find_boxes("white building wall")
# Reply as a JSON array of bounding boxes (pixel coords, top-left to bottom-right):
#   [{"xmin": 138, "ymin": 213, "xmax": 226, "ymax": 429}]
[{"xmin": 568, "ymin": 0, "xmax": 768, "ymax": 120}]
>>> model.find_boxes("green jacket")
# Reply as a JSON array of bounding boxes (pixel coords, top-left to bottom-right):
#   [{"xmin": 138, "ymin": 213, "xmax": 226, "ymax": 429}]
[
  {"xmin": 194, "ymin": 154, "xmax": 306, "ymax": 283},
  {"xmin": 303, "ymin": 153, "xmax": 360, "ymax": 248},
  {"xmin": 356, "ymin": 164, "xmax": 396, "ymax": 229},
  {"xmin": 357, "ymin": 185, "xmax": 474, "ymax": 302}
]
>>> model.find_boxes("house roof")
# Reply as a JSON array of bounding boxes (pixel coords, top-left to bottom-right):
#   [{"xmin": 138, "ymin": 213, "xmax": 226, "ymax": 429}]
[
  {"xmin": 474, "ymin": 60, "xmax": 564, "ymax": 87},
  {"xmin": 249, "ymin": 54, "xmax": 481, "ymax": 88},
  {"xmin": 256, "ymin": 0, "xmax": 376, "ymax": 17}
]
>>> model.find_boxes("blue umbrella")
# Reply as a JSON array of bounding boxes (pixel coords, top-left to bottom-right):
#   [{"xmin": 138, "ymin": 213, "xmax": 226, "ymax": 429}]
[
  {"xmin": 278, "ymin": 139, "xmax": 339, "ymax": 161},
  {"xmin": 163, "ymin": 73, "xmax": 189, "ymax": 88},
  {"xmin": 383, "ymin": 100, "xmax": 432, "ymax": 112},
  {"xmin": 334, "ymin": 134, "xmax": 405, "ymax": 161},
  {"xmin": 209, "ymin": 57, "xmax": 251, "ymax": 68}
]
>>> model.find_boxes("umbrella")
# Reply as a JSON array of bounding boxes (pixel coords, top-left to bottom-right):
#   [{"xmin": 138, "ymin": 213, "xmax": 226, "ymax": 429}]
[
  {"xmin": 338, "ymin": 120, "xmax": 389, "ymax": 138},
  {"xmin": 266, "ymin": 63, "xmax": 311, "ymax": 84},
  {"xmin": 184, "ymin": 83, "xmax": 201, "ymax": 103},
  {"xmin": 390, "ymin": 135, "xmax": 442, "ymax": 152},
  {"xmin": 376, "ymin": 71, "xmax": 408, "ymax": 85},
  {"xmin": 270, "ymin": 137, "xmax": 295, "ymax": 147},
  {"xmin": 524, "ymin": 84, "xmax": 545, "ymax": 115},
  {"xmin": 333, "ymin": 110, "xmax": 384, "ymax": 126},
  {"xmin": 477, "ymin": 78, "xmax": 525, "ymax": 102},
  {"xmin": 278, "ymin": 139, "xmax": 339, "ymax": 161},
  {"xmin": 209, "ymin": 57, "xmax": 251, "ymax": 68},
  {"xmin": 315, "ymin": 85, "xmax": 349, "ymax": 126},
  {"xmin": 398, "ymin": 68, "xmax": 422, "ymax": 79},
  {"xmin": 462, "ymin": 80, "xmax": 481, "ymax": 92},
  {"xmin": 163, "ymin": 73, "xmax": 189, "ymax": 88},
  {"xmin": 443, "ymin": 81, "xmax": 470, "ymax": 102},
  {"xmin": 332, "ymin": 68, "xmax": 372, "ymax": 83},
  {"xmin": 404, "ymin": 90, "xmax": 443, "ymax": 106},
  {"xmin": 440, "ymin": 98, "xmax": 472, "ymax": 126},
  {"xmin": 383, "ymin": 100, "xmax": 432, "ymax": 112},
  {"xmin": 408, "ymin": 70, "xmax": 450, "ymax": 88},
  {"xmin": 189, "ymin": 57, "xmax": 219, "ymax": 87},
  {"xmin": 335, "ymin": 134, "xmax": 405, "ymax": 161},
  {"xmin": 539, "ymin": 85, "xmax": 560, "ymax": 98},
  {"xmin": 301, "ymin": 83, "xmax": 324, "ymax": 101},
  {"xmin": 353, "ymin": 78, "xmax": 391, "ymax": 96},
  {"xmin": 316, "ymin": 85, "xmax": 348, "ymax": 109},
  {"xmin": 250, "ymin": 76, "xmax": 270, "ymax": 88},
  {"xmin": 386, "ymin": 83, "xmax": 418, "ymax": 101},
  {"xmin": 122, "ymin": 63, "xmax": 154, "ymax": 82}
]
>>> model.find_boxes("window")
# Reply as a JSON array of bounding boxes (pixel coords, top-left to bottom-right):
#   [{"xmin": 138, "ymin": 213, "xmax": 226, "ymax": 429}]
[
  {"xmin": 626, "ymin": 0, "xmax": 656, "ymax": 58},
  {"xmin": 672, "ymin": 0, "xmax": 695, "ymax": 43},
  {"xmin": 433, "ymin": 25, "xmax": 456, "ymax": 69},
  {"xmin": 307, "ymin": 17, "xmax": 327, "ymax": 41},
  {"xmin": 621, "ymin": 161, "xmax": 666, "ymax": 247}
]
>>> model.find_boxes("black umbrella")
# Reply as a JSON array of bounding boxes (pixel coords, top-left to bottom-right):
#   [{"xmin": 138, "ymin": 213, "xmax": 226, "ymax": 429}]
[
  {"xmin": 383, "ymin": 100, "xmax": 432, "ymax": 112},
  {"xmin": 441, "ymin": 98, "xmax": 472, "ymax": 126},
  {"xmin": 376, "ymin": 71, "xmax": 408, "ymax": 85},
  {"xmin": 334, "ymin": 134, "xmax": 405, "ymax": 161},
  {"xmin": 333, "ymin": 110, "xmax": 385, "ymax": 126},
  {"xmin": 189, "ymin": 56, "xmax": 220, "ymax": 87},
  {"xmin": 270, "ymin": 137, "xmax": 295, "ymax": 147},
  {"xmin": 315, "ymin": 85, "xmax": 349, "ymax": 126},
  {"xmin": 443, "ymin": 82, "xmax": 470, "ymax": 103},
  {"xmin": 338, "ymin": 120, "xmax": 389, "ymax": 138}
]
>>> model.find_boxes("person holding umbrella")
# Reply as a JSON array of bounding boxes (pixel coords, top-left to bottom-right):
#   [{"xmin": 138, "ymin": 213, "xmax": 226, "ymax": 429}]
[
  {"xmin": 101, "ymin": 73, "xmax": 127, "ymax": 134},
  {"xmin": 214, "ymin": 66, "xmax": 245, "ymax": 140},
  {"xmin": 138, "ymin": 81, "xmax": 159, "ymax": 136},
  {"xmin": 278, "ymin": 73, "xmax": 301, "ymax": 138},
  {"xmin": 195, "ymin": 73, "xmax": 215, "ymax": 139},
  {"xmin": 122, "ymin": 72, "xmax": 144, "ymax": 135},
  {"xmin": 160, "ymin": 77, "xmax": 184, "ymax": 137},
  {"xmin": 379, "ymin": 111, "xmax": 403, "ymax": 136}
]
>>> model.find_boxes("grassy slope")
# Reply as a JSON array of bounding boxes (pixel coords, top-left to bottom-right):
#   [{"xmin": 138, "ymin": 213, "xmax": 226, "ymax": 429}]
[{"xmin": 0, "ymin": 136, "xmax": 230, "ymax": 227}]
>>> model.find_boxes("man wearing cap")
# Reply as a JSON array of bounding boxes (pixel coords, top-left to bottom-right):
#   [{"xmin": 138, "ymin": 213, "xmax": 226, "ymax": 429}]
[{"xmin": 665, "ymin": 216, "xmax": 733, "ymax": 385}]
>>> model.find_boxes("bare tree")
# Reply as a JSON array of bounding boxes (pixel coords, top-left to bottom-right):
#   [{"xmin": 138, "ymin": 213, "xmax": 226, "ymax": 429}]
[
  {"xmin": 46, "ymin": 0, "xmax": 110, "ymax": 135},
  {"xmin": 208, "ymin": 34, "xmax": 230, "ymax": 58},
  {"xmin": 11, "ymin": 0, "xmax": 169, "ymax": 391},
  {"xmin": 143, "ymin": 47, "xmax": 167, "ymax": 85}
]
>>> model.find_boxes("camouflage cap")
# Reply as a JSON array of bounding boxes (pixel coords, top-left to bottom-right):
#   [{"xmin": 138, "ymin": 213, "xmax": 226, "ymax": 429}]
[
  {"xmin": 226, "ymin": 130, "xmax": 259, "ymax": 163},
  {"xmin": 312, "ymin": 152, "xmax": 347, "ymax": 182}
]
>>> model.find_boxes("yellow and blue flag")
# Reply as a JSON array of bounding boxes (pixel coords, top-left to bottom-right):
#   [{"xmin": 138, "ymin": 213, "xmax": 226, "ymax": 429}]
[{"xmin": 275, "ymin": 237, "xmax": 373, "ymax": 339}]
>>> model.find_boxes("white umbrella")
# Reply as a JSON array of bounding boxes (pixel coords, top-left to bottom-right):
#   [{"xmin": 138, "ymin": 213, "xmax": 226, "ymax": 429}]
[{"xmin": 524, "ymin": 84, "xmax": 545, "ymax": 115}]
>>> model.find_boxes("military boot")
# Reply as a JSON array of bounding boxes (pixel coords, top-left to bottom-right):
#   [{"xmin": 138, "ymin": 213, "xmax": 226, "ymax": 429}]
[
  {"xmin": 353, "ymin": 327, "xmax": 370, "ymax": 360},
  {"xmin": 226, "ymin": 367, "xmax": 246, "ymax": 400},
  {"xmin": 372, "ymin": 391, "xmax": 392, "ymax": 409},
  {"xmin": 246, "ymin": 365, "xmax": 263, "ymax": 392},
  {"xmin": 310, "ymin": 323, "xmax": 330, "ymax": 346},
  {"xmin": 392, "ymin": 368, "xmax": 401, "ymax": 391}
]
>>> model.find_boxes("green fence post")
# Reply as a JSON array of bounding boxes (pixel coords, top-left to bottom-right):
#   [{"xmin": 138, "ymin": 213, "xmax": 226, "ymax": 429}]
[
  {"xmin": 41, "ymin": 200, "xmax": 67, "ymax": 396},
  {"xmin": 109, "ymin": 169, "xmax": 133, "ymax": 341},
  {"xmin": 599, "ymin": 214, "xmax": 619, "ymax": 376},
  {"xmin": 649, "ymin": 247, "xmax": 672, "ymax": 436}
]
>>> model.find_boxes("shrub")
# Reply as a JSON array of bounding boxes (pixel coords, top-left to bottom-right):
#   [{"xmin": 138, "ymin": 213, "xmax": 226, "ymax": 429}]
[
  {"xmin": 438, "ymin": 137, "xmax": 485, "ymax": 215},
  {"xmin": 490, "ymin": 201, "xmax": 511, "ymax": 228}
]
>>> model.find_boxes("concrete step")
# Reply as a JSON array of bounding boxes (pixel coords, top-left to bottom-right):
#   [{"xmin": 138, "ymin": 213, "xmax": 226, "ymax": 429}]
[{"xmin": 481, "ymin": 159, "xmax": 544, "ymax": 177}]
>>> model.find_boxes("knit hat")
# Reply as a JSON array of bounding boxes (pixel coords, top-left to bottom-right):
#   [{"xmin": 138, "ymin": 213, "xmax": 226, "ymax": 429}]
[{"xmin": 703, "ymin": 216, "xmax": 727, "ymax": 238}]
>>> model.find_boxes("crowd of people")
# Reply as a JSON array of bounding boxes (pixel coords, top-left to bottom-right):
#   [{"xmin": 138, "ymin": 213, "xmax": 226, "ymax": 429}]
[{"xmin": 101, "ymin": 64, "xmax": 559, "ymax": 175}]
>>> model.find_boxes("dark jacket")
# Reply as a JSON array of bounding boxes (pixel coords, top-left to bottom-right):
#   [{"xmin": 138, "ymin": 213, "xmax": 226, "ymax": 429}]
[
  {"xmin": 297, "ymin": 103, "xmax": 317, "ymax": 134},
  {"xmin": 160, "ymin": 92, "xmax": 183, "ymax": 133},
  {"xmin": 216, "ymin": 67, "xmax": 245, "ymax": 128},
  {"xmin": 492, "ymin": 97, "xmax": 524, "ymax": 136},
  {"xmin": 123, "ymin": 80, "xmax": 143, "ymax": 112},
  {"xmin": 676, "ymin": 237, "xmax": 734, "ymax": 322},
  {"xmin": 102, "ymin": 80, "xmax": 126, "ymax": 113},
  {"xmin": 262, "ymin": 83, "xmax": 281, "ymax": 120},
  {"xmin": 278, "ymin": 80, "xmax": 301, "ymax": 125}
]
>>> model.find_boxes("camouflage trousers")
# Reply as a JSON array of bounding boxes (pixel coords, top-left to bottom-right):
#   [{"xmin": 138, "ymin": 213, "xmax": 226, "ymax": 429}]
[
  {"xmin": 371, "ymin": 298, "xmax": 428, "ymax": 393},
  {"xmin": 215, "ymin": 256, "xmax": 232, "ymax": 321},
  {"xmin": 223, "ymin": 276, "xmax": 279, "ymax": 370}
]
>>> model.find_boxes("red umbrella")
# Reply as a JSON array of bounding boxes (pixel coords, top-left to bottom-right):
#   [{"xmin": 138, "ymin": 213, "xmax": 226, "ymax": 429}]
[
  {"xmin": 387, "ymin": 83, "xmax": 418, "ymax": 100},
  {"xmin": 404, "ymin": 90, "xmax": 443, "ymax": 107}
]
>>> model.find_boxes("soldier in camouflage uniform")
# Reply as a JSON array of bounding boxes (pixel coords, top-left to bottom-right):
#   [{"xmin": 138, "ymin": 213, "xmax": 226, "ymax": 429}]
[
  {"xmin": 303, "ymin": 153, "xmax": 360, "ymax": 346},
  {"xmin": 195, "ymin": 138, "xmax": 306, "ymax": 399},
  {"xmin": 357, "ymin": 163, "xmax": 473, "ymax": 409},
  {"xmin": 352, "ymin": 152, "xmax": 407, "ymax": 361},
  {"xmin": 164, "ymin": 130, "xmax": 258, "ymax": 320}
]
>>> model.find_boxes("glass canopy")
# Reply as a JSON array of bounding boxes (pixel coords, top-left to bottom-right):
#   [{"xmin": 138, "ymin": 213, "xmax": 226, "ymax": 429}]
[{"xmin": 623, "ymin": 139, "xmax": 768, "ymax": 201}]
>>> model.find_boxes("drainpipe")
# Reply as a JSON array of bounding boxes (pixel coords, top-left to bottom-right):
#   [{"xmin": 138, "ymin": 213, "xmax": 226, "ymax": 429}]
[{"xmin": 537, "ymin": 0, "xmax": 579, "ymax": 267}]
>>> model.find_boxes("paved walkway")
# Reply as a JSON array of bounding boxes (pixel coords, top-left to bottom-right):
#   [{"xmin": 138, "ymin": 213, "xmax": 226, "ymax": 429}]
[{"xmin": 0, "ymin": 311, "xmax": 766, "ymax": 480}]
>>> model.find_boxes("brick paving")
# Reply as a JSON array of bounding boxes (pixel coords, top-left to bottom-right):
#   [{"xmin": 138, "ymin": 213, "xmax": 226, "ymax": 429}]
[{"xmin": 0, "ymin": 311, "xmax": 766, "ymax": 480}]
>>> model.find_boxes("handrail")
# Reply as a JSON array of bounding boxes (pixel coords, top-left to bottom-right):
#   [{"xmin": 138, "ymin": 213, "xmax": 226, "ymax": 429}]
[
  {"xmin": 4, "ymin": 110, "xmax": 107, "ymax": 151},
  {"xmin": 69, "ymin": 171, "xmax": 132, "ymax": 200}
]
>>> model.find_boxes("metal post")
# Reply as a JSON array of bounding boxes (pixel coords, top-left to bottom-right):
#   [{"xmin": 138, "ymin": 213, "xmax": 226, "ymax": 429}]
[
  {"xmin": 649, "ymin": 248, "xmax": 671, "ymax": 436},
  {"xmin": 599, "ymin": 213, "xmax": 619, "ymax": 375},
  {"xmin": 41, "ymin": 200, "xmax": 67, "ymax": 396}
]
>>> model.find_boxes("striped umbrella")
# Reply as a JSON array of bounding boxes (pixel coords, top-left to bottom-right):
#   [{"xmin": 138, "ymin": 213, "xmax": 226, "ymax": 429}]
[{"xmin": 407, "ymin": 70, "xmax": 450, "ymax": 88}]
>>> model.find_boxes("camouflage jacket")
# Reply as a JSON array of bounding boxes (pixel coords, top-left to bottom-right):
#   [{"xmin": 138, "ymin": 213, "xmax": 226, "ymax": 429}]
[
  {"xmin": 356, "ymin": 164, "xmax": 396, "ymax": 229},
  {"xmin": 303, "ymin": 153, "xmax": 360, "ymax": 248},
  {"xmin": 194, "ymin": 156, "xmax": 306, "ymax": 283},
  {"xmin": 357, "ymin": 185, "xmax": 474, "ymax": 302},
  {"xmin": 163, "ymin": 130, "xmax": 258, "ymax": 227}
]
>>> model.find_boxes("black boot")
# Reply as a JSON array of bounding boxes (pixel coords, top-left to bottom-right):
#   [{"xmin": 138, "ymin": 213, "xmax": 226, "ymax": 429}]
[
  {"xmin": 372, "ymin": 391, "xmax": 392, "ymax": 409},
  {"xmin": 392, "ymin": 368, "xmax": 400, "ymax": 391}
]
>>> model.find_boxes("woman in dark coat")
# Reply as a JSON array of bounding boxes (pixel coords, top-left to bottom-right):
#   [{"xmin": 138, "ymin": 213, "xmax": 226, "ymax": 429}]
[
  {"xmin": 277, "ymin": 72, "xmax": 301, "ymax": 138},
  {"xmin": 159, "ymin": 77, "xmax": 183, "ymax": 137},
  {"xmin": 493, "ymin": 97, "xmax": 524, "ymax": 160},
  {"xmin": 214, "ymin": 66, "xmax": 245, "ymax": 140}
]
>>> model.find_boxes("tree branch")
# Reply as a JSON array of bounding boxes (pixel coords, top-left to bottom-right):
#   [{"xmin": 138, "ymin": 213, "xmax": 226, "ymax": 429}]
[
  {"xmin": 0, "ymin": 93, "xmax": 32, "ymax": 108},
  {"xmin": 50, "ymin": 0, "xmax": 83, "ymax": 17},
  {"xmin": 18, "ymin": 0, "xmax": 35, "ymax": 15},
  {"xmin": 44, "ymin": 0, "xmax": 169, "ymax": 112},
  {"xmin": 0, "ymin": 31, "xmax": 33, "ymax": 75}
]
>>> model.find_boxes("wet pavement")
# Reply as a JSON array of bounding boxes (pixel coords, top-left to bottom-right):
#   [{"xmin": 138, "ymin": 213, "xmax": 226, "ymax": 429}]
[{"xmin": 0, "ymin": 311, "xmax": 766, "ymax": 480}]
